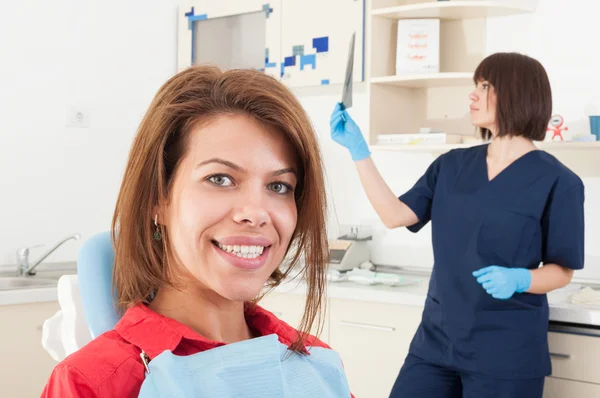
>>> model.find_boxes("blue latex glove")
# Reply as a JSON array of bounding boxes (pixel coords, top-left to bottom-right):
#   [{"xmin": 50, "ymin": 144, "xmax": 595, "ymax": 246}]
[
  {"xmin": 472, "ymin": 266, "xmax": 532, "ymax": 300},
  {"xmin": 330, "ymin": 102, "xmax": 371, "ymax": 161}
]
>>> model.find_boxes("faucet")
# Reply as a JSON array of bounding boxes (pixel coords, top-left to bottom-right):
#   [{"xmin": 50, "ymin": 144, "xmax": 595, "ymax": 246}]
[{"xmin": 16, "ymin": 233, "xmax": 81, "ymax": 276}]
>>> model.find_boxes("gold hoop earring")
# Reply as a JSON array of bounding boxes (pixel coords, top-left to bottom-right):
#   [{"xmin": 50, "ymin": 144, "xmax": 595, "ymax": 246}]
[{"xmin": 153, "ymin": 214, "xmax": 162, "ymax": 241}]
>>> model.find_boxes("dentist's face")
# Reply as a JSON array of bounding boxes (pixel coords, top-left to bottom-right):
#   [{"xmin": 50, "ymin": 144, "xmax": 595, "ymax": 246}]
[
  {"xmin": 469, "ymin": 80, "xmax": 497, "ymax": 135},
  {"xmin": 162, "ymin": 114, "xmax": 298, "ymax": 301}
]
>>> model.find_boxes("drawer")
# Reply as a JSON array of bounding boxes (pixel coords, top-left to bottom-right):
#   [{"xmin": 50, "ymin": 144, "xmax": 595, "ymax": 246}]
[
  {"xmin": 330, "ymin": 298, "xmax": 423, "ymax": 336},
  {"xmin": 0, "ymin": 302, "xmax": 61, "ymax": 397},
  {"xmin": 548, "ymin": 331, "xmax": 600, "ymax": 384},
  {"xmin": 544, "ymin": 376, "xmax": 600, "ymax": 398},
  {"xmin": 329, "ymin": 298, "xmax": 423, "ymax": 398},
  {"xmin": 258, "ymin": 291, "xmax": 329, "ymax": 343}
]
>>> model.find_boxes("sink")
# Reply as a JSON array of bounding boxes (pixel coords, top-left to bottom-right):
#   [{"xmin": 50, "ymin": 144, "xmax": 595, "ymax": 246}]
[{"xmin": 0, "ymin": 277, "xmax": 57, "ymax": 291}]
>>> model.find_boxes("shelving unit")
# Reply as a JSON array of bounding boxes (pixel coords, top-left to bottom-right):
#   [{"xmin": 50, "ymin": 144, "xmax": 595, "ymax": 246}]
[
  {"xmin": 365, "ymin": 0, "xmax": 600, "ymax": 177},
  {"xmin": 371, "ymin": 1, "xmax": 535, "ymax": 20},
  {"xmin": 371, "ymin": 141, "xmax": 600, "ymax": 178},
  {"xmin": 370, "ymin": 72, "xmax": 473, "ymax": 88},
  {"xmin": 367, "ymin": 0, "xmax": 504, "ymax": 143}
]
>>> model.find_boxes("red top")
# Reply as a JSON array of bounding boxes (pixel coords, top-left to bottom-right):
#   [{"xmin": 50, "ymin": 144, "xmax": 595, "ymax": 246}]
[{"xmin": 41, "ymin": 303, "xmax": 351, "ymax": 398}]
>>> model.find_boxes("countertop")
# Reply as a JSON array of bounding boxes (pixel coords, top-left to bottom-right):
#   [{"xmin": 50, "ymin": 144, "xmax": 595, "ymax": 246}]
[
  {"xmin": 2, "ymin": 262, "xmax": 600, "ymax": 328},
  {"xmin": 0, "ymin": 263, "xmax": 75, "ymax": 306},
  {"xmin": 274, "ymin": 271, "xmax": 600, "ymax": 328}
]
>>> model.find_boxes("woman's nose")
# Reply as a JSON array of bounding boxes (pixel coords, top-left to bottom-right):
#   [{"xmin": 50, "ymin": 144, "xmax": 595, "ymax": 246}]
[
  {"xmin": 468, "ymin": 91, "xmax": 478, "ymax": 102},
  {"xmin": 232, "ymin": 192, "xmax": 270, "ymax": 228}
]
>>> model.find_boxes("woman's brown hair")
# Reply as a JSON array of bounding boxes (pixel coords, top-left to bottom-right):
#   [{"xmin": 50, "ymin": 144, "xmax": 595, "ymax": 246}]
[
  {"xmin": 474, "ymin": 52, "xmax": 552, "ymax": 141},
  {"xmin": 112, "ymin": 65, "xmax": 328, "ymax": 353}
]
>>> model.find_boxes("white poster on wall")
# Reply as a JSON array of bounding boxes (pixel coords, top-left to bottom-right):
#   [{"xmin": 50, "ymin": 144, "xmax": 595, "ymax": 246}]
[
  {"xmin": 279, "ymin": 0, "xmax": 364, "ymax": 87},
  {"xmin": 178, "ymin": 0, "xmax": 364, "ymax": 88},
  {"xmin": 395, "ymin": 19, "xmax": 440, "ymax": 76}
]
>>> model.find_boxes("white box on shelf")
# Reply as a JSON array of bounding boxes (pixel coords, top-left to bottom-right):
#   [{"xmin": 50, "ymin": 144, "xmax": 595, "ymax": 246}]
[{"xmin": 396, "ymin": 19, "xmax": 440, "ymax": 76}]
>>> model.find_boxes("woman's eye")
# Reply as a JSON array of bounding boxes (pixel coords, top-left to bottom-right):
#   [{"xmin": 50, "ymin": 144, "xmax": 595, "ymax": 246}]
[
  {"xmin": 208, "ymin": 175, "xmax": 234, "ymax": 187},
  {"xmin": 269, "ymin": 182, "xmax": 292, "ymax": 194}
]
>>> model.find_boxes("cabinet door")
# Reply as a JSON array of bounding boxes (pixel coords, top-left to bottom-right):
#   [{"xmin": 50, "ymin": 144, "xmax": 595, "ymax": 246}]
[
  {"xmin": 544, "ymin": 376, "xmax": 600, "ymax": 398},
  {"xmin": 258, "ymin": 291, "xmax": 329, "ymax": 344},
  {"xmin": 0, "ymin": 301, "xmax": 60, "ymax": 397},
  {"xmin": 547, "ymin": 331, "xmax": 600, "ymax": 384},
  {"xmin": 329, "ymin": 298, "xmax": 423, "ymax": 398}
]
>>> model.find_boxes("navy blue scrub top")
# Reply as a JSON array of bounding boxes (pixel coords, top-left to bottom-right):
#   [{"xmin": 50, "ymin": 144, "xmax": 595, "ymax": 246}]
[{"xmin": 399, "ymin": 143, "xmax": 585, "ymax": 379}]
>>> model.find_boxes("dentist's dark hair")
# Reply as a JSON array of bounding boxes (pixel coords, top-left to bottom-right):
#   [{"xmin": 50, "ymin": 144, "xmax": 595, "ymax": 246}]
[
  {"xmin": 474, "ymin": 52, "xmax": 552, "ymax": 141},
  {"xmin": 112, "ymin": 65, "xmax": 328, "ymax": 353}
]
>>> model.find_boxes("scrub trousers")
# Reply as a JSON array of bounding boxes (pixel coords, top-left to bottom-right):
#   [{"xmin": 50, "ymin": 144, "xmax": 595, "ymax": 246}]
[{"xmin": 388, "ymin": 354, "xmax": 545, "ymax": 398}]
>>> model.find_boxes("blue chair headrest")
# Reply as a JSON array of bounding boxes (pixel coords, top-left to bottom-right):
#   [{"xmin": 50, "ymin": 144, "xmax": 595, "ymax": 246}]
[{"xmin": 77, "ymin": 231, "xmax": 121, "ymax": 338}]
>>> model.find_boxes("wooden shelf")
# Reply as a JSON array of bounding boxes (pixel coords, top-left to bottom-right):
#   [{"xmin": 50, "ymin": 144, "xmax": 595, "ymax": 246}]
[
  {"xmin": 535, "ymin": 141, "xmax": 600, "ymax": 150},
  {"xmin": 370, "ymin": 141, "xmax": 600, "ymax": 177},
  {"xmin": 372, "ymin": 1, "xmax": 535, "ymax": 20},
  {"xmin": 370, "ymin": 72, "xmax": 473, "ymax": 88},
  {"xmin": 372, "ymin": 141, "xmax": 600, "ymax": 151},
  {"xmin": 372, "ymin": 142, "xmax": 474, "ymax": 152}
]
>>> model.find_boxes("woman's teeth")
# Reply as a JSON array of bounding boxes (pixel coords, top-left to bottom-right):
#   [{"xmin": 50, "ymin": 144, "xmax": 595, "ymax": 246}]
[{"xmin": 216, "ymin": 242, "xmax": 265, "ymax": 259}]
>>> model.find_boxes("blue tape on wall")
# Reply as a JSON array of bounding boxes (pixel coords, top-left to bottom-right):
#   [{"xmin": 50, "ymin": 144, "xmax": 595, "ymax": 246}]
[
  {"xmin": 185, "ymin": 7, "xmax": 208, "ymax": 63},
  {"xmin": 312, "ymin": 37, "xmax": 329, "ymax": 53},
  {"xmin": 300, "ymin": 54, "xmax": 316, "ymax": 70},
  {"xmin": 293, "ymin": 45, "xmax": 305, "ymax": 56},
  {"xmin": 191, "ymin": 23, "xmax": 195, "ymax": 64},
  {"xmin": 262, "ymin": 4, "xmax": 273, "ymax": 18},
  {"xmin": 185, "ymin": 7, "xmax": 208, "ymax": 29},
  {"xmin": 189, "ymin": 14, "xmax": 208, "ymax": 22},
  {"xmin": 266, "ymin": 61, "xmax": 277, "ymax": 68},
  {"xmin": 321, "ymin": 79, "xmax": 330, "ymax": 85},
  {"xmin": 284, "ymin": 56, "xmax": 296, "ymax": 67},
  {"xmin": 280, "ymin": 63, "xmax": 285, "ymax": 77}
]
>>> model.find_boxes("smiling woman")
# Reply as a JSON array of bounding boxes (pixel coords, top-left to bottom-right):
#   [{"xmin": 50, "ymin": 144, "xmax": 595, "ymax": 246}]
[{"xmin": 41, "ymin": 66, "xmax": 353, "ymax": 398}]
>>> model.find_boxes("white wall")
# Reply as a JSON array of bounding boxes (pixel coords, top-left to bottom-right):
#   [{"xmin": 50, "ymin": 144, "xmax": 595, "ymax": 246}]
[
  {"xmin": 0, "ymin": 0, "xmax": 178, "ymax": 265},
  {"xmin": 1, "ymin": 0, "xmax": 598, "ymax": 279}
]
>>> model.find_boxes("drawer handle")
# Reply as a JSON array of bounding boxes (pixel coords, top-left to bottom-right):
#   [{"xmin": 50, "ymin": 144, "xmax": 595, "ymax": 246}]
[
  {"xmin": 549, "ymin": 352, "xmax": 571, "ymax": 359},
  {"xmin": 340, "ymin": 321, "xmax": 395, "ymax": 332}
]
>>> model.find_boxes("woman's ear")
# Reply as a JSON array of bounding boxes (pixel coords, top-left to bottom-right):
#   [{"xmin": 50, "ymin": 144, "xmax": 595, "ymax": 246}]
[{"xmin": 152, "ymin": 204, "xmax": 165, "ymax": 225}]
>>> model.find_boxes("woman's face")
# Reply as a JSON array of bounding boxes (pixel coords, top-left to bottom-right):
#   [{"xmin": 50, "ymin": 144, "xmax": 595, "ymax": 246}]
[
  {"xmin": 469, "ymin": 80, "xmax": 497, "ymax": 135},
  {"xmin": 161, "ymin": 114, "xmax": 298, "ymax": 302}
]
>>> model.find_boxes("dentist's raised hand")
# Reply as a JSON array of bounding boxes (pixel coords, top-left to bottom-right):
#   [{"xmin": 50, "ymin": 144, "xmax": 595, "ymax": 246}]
[{"xmin": 330, "ymin": 102, "xmax": 371, "ymax": 161}]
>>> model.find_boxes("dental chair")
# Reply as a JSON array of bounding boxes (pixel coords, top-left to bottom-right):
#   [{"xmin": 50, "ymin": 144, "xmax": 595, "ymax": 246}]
[{"xmin": 42, "ymin": 231, "xmax": 120, "ymax": 361}]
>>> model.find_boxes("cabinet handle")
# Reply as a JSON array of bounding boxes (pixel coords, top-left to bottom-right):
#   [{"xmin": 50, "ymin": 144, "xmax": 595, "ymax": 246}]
[
  {"xmin": 340, "ymin": 321, "xmax": 395, "ymax": 332},
  {"xmin": 549, "ymin": 352, "xmax": 571, "ymax": 359}
]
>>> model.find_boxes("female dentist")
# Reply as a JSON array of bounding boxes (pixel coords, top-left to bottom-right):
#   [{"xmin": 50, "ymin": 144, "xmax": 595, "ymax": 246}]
[{"xmin": 329, "ymin": 52, "xmax": 585, "ymax": 398}]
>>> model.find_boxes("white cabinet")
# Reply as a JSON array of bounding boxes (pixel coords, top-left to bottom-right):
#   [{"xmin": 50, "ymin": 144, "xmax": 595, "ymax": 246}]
[
  {"xmin": 261, "ymin": 287, "xmax": 600, "ymax": 398},
  {"xmin": 329, "ymin": 298, "xmax": 422, "ymax": 398},
  {"xmin": 0, "ymin": 301, "xmax": 60, "ymax": 397},
  {"xmin": 261, "ymin": 291, "xmax": 423, "ymax": 397},
  {"xmin": 547, "ymin": 330, "xmax": 600, "ymax": 384},
  {"xmin": 544, "ymin": 377, "xmax": 600, "ymax": 398},
  {"xmin": 259, "ymin": 290, "xmax": 330, "ymax": 344},
  {"xmin": 542, "ymin": 329, "xmax": 600, "ymax": 397}
]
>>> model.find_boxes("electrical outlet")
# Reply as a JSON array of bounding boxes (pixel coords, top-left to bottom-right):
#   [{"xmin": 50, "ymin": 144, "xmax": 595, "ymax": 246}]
[{"xmin": 66, "ymin": 108, "xmax": 91, "ymax": 128}]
